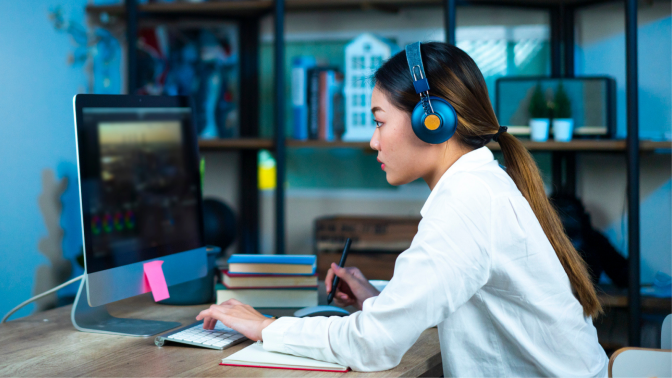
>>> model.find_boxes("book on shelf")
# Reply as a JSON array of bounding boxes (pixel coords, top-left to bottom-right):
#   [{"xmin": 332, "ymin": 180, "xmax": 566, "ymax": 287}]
[
  {"xmin": 307, "ymin": 66, "xmax": 344, "ymax": 142},
  {"xmin": 227, "ymin": 254, "xmax": 317, "ymax": 275},
  {"xmin": 216, "ymin": 284, "xmax": 318, "ymax": 308},
  {"xmin": 291, "ymin": 56, "xmax": 316, "ymax": 141},
  {"xmin": 222, "ymin": 270, "xmax": 318, "ymax": 289}
]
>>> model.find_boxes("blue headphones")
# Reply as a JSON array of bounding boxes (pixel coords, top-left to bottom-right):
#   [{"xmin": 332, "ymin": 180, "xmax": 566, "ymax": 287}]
[{"xmin": 405, "ymin": 42, "xmax": 458, "ymax": 144}]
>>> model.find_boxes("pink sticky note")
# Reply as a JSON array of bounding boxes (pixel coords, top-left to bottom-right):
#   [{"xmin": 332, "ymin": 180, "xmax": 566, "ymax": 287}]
[{"xmin": 143, "ymin": 260, "xmax": 170, "ymax": 302}]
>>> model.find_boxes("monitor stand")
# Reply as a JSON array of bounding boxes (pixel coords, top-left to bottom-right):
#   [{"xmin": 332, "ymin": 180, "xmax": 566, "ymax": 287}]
[{"xmin": 71, "ymin": 275, "xmax": 181, "ymax": 337}]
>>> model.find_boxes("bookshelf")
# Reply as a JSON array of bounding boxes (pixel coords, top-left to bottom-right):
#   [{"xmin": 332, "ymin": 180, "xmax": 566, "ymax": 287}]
[
  {"xmin": 199, "ymin": 139, "xmax": 671, "ymax": 152},
  {"xmin": 86, "ymin": 0, "xmax": 589, "ymax": 20},
  {"xmin": 198, "ymin": 138, "xmax": 274, "ymax": 151},
  {"xmin": 88, "ymin": 0, "xmax": 653, "ymax": 346}
]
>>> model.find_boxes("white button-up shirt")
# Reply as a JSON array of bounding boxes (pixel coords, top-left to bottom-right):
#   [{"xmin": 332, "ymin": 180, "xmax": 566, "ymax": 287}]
[{"xmin": 262, "ymin": 146, "xmax": 608, "ymax": 377}]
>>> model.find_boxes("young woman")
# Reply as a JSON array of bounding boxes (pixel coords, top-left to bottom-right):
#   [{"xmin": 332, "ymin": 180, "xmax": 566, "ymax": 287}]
[{"xmin": 196, "ymin": 42, "xmax": 608, "ymax": 376}]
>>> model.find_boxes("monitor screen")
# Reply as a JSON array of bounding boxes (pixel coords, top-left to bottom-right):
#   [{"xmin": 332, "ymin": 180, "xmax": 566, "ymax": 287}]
[{"xmin": 77, "ymin": 105, "xmax": 204, "ymax": 274}]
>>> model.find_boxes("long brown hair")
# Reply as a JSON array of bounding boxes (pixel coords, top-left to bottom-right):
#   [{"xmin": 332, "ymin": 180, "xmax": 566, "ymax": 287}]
[{"xmin": 374, "ymin": 42, "xmax": 602, "ymax": 318}]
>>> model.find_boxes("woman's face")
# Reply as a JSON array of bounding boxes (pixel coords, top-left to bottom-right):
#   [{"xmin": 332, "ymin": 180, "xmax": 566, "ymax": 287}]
[{"xmin": 370, "ymin": 86, "xmax": 446, "ymax": 187}]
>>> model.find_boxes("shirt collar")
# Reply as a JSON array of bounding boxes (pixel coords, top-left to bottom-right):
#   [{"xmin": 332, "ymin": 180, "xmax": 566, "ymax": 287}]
[{"xmin": 420, "ymin": 146, "xmax": 495, "ymax": 217}]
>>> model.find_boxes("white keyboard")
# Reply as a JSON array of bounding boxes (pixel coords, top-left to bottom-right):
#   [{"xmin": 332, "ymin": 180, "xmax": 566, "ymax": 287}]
[{"xmin": 155, "ymin": 320, "xmax": 247, "ymax": 350}]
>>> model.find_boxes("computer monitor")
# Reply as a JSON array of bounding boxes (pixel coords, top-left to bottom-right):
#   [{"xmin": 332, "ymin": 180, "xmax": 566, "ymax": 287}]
[{"xmin": 71, "ymin": 94, "xmax": 207, "ymax": 336}]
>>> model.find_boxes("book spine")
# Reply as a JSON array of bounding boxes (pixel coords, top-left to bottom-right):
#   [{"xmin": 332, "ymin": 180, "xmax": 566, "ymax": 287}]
[
  {"xmin": 326, "ymin": 70, "xmax": 336, "ymax": 142},
  {"xmin": 332, "ymin": 72, "xmax": 345, "ymax": 140},
  {"xmin": 318, "ymin": 71, "xmax": 328, "ymax": 141},
  {"xmin": 223, "ymin": 284, "xmax": 319, "ymax": 290},
  {"xmin": 216, "ymin": 289, "xmax": 318, "ymax": 308},
  {"xmin": 291, "ymin": 57, "xmax": 315, "ymax": 141},
  {"xmin": 227, "ymin": 256, "xmax": 316, "ymax": 265},
  {"xmin": 308, "ymin": 68, "xmax": 320, "ymax": 140}
]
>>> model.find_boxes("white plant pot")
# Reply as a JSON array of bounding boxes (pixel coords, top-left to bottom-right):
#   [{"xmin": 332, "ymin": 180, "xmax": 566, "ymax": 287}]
[
  {"xmin": 529, "ymin": 118, "xmax": 550, "ymax": 142},
  {"xmin": 553, "ymin": 118, "xmax": 574, "ymax": 142}
]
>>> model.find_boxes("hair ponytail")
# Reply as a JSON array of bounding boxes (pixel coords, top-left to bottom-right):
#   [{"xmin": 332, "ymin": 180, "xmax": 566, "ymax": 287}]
[
  {"xmin": 375, "ymin": 42, "xmax": 602, "ymax": 318},
  {"xmin": 497, "ymin": 132, "xmax": 602, "ymax": 318}
]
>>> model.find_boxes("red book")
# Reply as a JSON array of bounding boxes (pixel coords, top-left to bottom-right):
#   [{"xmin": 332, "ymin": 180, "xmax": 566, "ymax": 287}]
[{"xmin": 318, "ymin": 71, "xmax": 329, "ymax": 140}]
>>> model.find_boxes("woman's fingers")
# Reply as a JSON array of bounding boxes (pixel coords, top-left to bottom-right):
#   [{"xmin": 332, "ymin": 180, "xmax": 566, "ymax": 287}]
[
  {"xmin": 197, "ymin": 304, "xmax": 233, "ymax": 326},
  {"xmin": 204, "ymin": 317, "xmax": 217, "ymax": 330},
  {"xmin": 325, "ymin": 268, "xmax": 334, "ymax": 293},
  {"xmin": 332, "ymin": 264, "xmax": 356, "ymax": 284}
]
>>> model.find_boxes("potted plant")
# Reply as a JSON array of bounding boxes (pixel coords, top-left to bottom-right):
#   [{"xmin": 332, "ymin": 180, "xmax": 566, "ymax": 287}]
[
  {"xmin": 528, "ymin": 83, "xmax": 551, "ymax": 142},
  {"xmin": 552, "ymin": 82, "xmax": 573, "ymax": 142}
]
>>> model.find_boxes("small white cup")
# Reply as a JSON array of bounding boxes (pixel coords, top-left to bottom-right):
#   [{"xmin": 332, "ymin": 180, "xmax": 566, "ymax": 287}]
[
  {"xmin": 553, "ymin": 118, "xmax": 574, "ymax": 142},
  {"xmin": 530, "ymin": 118, "xmax": 550, "ymax": 142}
]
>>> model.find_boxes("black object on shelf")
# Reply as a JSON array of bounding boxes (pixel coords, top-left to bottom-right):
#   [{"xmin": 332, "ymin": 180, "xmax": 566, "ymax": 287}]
[
  {"xmin": 551, "ymin": 193, "xmax": 629, "ymax": 288},
  {"xmin": 202, "ymin": 199, "xmax": 237, "ymax": 251}
]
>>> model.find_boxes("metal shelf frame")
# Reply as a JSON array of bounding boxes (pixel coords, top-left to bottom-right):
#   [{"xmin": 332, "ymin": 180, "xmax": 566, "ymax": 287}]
[{"xmin": 117, "ymin": 0, "xmax": 642, "ymax": 346}]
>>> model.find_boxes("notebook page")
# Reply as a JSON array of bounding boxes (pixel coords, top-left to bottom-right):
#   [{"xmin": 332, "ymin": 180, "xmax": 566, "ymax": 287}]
[{"xmin": 222, "ymin": 342, "xmax": 347, "ymax": 371}]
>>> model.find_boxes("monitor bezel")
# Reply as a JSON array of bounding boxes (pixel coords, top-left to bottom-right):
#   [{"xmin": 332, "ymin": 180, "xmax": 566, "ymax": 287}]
[{"xmin": 73, "ymin": 94, "xmax": 206, "ymax": 277}]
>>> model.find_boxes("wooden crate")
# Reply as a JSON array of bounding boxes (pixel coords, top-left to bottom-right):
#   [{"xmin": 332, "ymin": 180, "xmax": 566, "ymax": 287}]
[
  {"xmin": 316, "ymin": 251, "xmax": 400, "ymax": 281},
  {"xmin": 315, "ymin": 216, "xmax": 420, "ymax": 253}
]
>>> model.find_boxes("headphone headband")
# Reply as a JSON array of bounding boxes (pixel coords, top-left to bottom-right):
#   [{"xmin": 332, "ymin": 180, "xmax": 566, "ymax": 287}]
[{"xmin": 405, "ymin": 42, "xmax": 430, "ymax": 95}]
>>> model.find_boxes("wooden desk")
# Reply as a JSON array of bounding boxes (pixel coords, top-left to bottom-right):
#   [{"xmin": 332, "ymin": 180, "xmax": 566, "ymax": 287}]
[{"xmin": 0, "ymin": 293, "xmax": 442, "ymax": 377}]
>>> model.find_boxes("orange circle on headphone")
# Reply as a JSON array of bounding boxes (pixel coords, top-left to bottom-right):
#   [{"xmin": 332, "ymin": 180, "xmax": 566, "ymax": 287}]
[{"xmin": 424, "ymin": 114, "xmax": 441, "ymax": 130}]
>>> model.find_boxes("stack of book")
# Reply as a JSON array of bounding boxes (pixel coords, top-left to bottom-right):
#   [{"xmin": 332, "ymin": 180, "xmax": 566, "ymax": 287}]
[
  {"xmin": 217, "ymin": 254, "xmax": 318, "ymax": 308},
  {"xmin": 292, "ymin": 56, "xmax": 345, "ymax": 142}
]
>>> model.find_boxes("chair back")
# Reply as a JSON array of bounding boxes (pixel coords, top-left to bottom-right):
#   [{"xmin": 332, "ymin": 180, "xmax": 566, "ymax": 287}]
[
  {"xmin": 662, "ymin": 314, "xmax": 671, "ymax": 349},
  {"xmin": 609, "ymin": 348, "xmax": 671, "ymax": 378}
]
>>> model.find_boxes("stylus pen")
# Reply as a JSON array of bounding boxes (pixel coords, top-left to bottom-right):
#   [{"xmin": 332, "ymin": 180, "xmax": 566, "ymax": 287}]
[{"xmin": 327, "ymin": 238, "xmax": 352, "ymax": 305}]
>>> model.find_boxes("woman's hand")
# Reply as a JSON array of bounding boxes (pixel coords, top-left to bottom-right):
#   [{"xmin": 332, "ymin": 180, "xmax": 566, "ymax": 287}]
[
  {"xmin": 325, "ymin": 263, "xmax": 380, "ymax": 311},
  {"xmin": 196, "ymin": 299, "xmax": 275, "ymax": 341}
]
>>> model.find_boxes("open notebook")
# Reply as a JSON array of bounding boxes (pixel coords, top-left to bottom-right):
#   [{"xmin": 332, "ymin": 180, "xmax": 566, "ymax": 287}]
[{"xmin": 220, "ymin": 342, "xmax": 349, "ymax": 372}]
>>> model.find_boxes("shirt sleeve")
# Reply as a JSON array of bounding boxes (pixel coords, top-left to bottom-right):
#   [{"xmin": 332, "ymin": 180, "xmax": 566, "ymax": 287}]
[{"xmin": 262, "ymin": 198, "xmax": 492, "ymax": 372}]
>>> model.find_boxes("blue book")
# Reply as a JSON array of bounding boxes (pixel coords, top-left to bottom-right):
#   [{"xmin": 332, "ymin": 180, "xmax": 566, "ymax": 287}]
[
  {"xmin": 291, "ymin": 56, "xmax": 316, "ymax": 140},
  {"xmin": 228, "ymin": 254, "xmax": 317, "ymax": 275}
]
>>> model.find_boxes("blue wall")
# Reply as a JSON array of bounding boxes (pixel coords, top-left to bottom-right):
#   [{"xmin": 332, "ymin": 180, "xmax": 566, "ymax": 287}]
[
  {"xmin": 0, "ymin": 0, "xmax": 89, "ymax": 320},
  {"xmin": 576, "ymin": 15, "xmax": 671, "ymax": 140},
  {"xmin": 576, "ymin": 5, "xmax": 671, "ymax": 284}
]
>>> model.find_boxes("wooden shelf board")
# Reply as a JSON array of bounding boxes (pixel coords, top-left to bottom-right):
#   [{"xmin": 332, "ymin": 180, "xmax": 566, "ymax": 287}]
[
  {"xmin": 285, "ymin": 139, "xmax": 671, "ymax": 152},
  {"xmin": 287, "ymin": 140, "xmax": 372, "ymax": 149},
  {"xmin": 198, "ymin": 138, "xmax": 273, "ymax": 150},
  {"xmin": 487, "ymin": 140, "xmax": 629, "ymax": 151},
  {"xmin": 597, "ymin": 285, "xmax": 671, "ymax": 312},
  {"xmin": 192, "ymin": 138, "xmax": 671, "ymax": 152},
  {"xmin": 86, "ymin": 0, "xmax": 613, "ymax": 18},
  {"xmin": 86, "ymin": 1, "xmax": 272, "ymax": 18},
  {"xmin": 641, "ymin": 140, "xmax": 672, "ymax": 151}
]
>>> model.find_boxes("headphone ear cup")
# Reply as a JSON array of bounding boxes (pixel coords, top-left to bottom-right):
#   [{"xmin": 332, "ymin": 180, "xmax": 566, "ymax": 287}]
[{"xmin": 411, "ymin": 96, "xmax": 458, "ymax": 144}]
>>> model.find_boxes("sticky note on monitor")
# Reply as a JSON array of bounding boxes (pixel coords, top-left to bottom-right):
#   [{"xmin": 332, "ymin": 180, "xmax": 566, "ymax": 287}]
[{"xmin": 143, "ymin": 260, "xmax": 170, "ymax": 302}]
